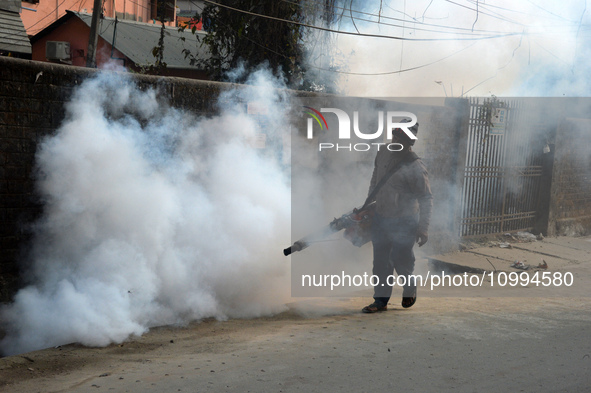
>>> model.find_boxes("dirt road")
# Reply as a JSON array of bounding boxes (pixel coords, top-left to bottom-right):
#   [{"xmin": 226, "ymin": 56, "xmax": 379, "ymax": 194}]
[
  {"xmin": 2, "ymin": 236, "xmax": 591, "ymax": 392},
  {"xmin": 1, "ymin": 293, "xmax": 590, "ymax": 392}
]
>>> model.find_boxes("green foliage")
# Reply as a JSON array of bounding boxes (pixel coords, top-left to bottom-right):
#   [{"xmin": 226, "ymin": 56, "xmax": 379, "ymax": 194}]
[
  {"xmin": 142, "ymin": 2, "xmax": 169, "ymax": 75},
  {"xmin": 150, "ymin": 20, "xmax": 168, "ymax": 74},
  {"xmin": 180, "ymin": 0, "xmax": 335, "ymax": 89},
  {"xmin": 209, "ymin": 1, "xmax": 303, "ymax": 86}
]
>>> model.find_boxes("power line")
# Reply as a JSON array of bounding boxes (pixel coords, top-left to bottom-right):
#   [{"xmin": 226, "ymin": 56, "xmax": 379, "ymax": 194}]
[
  {"xmin": 200, "ymin": 0, "xmax": 523, "ymax": 42},
  {"xmin": 27, "ymin": 0, "xmax": 70, "ymax": 34},
  {"xmin": 76, "ymin": 0, "xmax": 86, "ymax": 13},
  {"xmin": 312, "ymin": 41, "xmax": 480, "ymax": 76},
  {"xmin": 191, "ymin": 0, "xmax": 482, "ymax": 77},
  {"xmin": 28, "ymin": 0, "xmax": 157, "ymax": 35},
  {"xmin": 126, "ymin": 0, "xmax": 153, "ymax": 13},
  {"xmin": 471, "ymin": 0, "xmax": 479, "ymax": 31},
  {"xmin": 462, "ymin": 73, "xmax": 497, "ymax": 96},
  {"xmin": 571, "ymin": 0, "xmax": 587, "ymax": 72},
  {"xmin": 525, "ymin": 0, "xmax": 576, "ymax": 22},
  {"xmin": 284, "ymin": 0, "xmax": 525, "ymax": 36},
  {"xmin": 420, "ymin": 0, "xmax": 435, "ymax": 22},
  {"xmin": 531, "ymin": 39, "xmax": 571, "ymax": 67},
  {"xmin": 464, "ymin": 0, "xmax": 580, "ymax": 26},
  {"xmin": 327, "ymin": 12, "xmax": 515, "ymax": 37},
  {"xmin": 100, "ymin": 19, "xmax": 115, "ymax": 34},
  {"xmin": 442, "ymin": 0, "xmax": 525, "ymax": 26},
  {"xmin": 187, "ymin": 0, "xmax": 299, "ymax": 66},
  {"xmin": 188, "ymin": 1, "xmax": 589, "ymax": 81}
]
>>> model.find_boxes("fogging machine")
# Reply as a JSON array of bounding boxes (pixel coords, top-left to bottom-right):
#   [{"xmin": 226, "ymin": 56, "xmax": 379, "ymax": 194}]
[
  {"xmin": 283, "ymin": 202, "xmax": 375, "ymax": 256},
  {"xmin": 283, "ymin": 151, "xmax": 419, "ymax": 256}
]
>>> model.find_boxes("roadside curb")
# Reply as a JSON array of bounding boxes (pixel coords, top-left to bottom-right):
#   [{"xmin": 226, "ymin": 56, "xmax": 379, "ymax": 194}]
[{"xmin": 427, "ymin": 235, "xmax": 591, "ymax": 275}]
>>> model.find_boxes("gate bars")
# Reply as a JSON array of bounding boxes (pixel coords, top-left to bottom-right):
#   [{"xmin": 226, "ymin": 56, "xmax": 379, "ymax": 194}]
[{"xmin": 459, "ymin": 98, "xmax": 544, "ymax": 237}]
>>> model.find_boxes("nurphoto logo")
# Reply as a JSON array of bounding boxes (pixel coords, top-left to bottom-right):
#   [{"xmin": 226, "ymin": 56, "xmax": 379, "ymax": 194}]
[{"xmin": 303, "ymin": 107, "xmax": 418, "ymax": 152}]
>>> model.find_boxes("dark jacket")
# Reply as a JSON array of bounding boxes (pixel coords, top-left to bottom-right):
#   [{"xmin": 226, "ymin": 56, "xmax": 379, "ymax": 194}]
[{"xmin": 368, "ymin": 149, "xmax": 433, "ymax": 233}]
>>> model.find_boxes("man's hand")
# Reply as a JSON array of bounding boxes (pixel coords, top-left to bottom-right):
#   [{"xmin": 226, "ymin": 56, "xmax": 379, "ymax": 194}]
[{"xmin": 416, "ymin": 231, "xmax": 428, "ymax": 247}]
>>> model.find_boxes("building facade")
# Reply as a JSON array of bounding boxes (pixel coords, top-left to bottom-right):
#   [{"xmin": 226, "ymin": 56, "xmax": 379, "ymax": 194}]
[{"xmin": 21, "ymin": 0, "xmax": 177, "ymax": 36}]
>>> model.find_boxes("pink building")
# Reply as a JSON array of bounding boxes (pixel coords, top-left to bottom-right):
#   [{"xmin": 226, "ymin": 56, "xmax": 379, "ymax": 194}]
[{"xmin": 21, "ymin": 0, "xmax": 176, "ymax": 36}]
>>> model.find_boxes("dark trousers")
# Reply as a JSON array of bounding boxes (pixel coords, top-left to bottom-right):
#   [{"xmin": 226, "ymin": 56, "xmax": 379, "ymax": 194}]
[{"xmin": 371, "ymin": 214, "xmax": 418, "ymax": 306}]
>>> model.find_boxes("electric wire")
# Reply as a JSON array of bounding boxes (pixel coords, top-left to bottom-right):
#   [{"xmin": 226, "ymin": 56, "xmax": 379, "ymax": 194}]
[
  {"xmin": 571, "ymin": 1, "xmax": 587, "ymax": 71},
  {"xmin": 312, "ymin": 41, "xmax": 480, "ymax": 75},
  {"xmin": 75, "ymin": 0, "xmax": 86, "ymax": 13},
  {"xmin": 462, "ymin": 31, "xmax": 525, "ymax": 96},
  {"xmin": 531, "ymin": 39, "xmax": 571, "ymax": 67},
  {"xmin": 100, "ymin": 19, "xmax": 115, "ymax": 34},
  {"xmin": 28, "ymin": 0, "xmax": 158, "ymax": 35},
  {"xmin": 384, "ymin": 0, "xmax": 447, "ymax": 22},
  {"xmin": 442, "ymin": 0, "xmax": 525, "ymax": 26},
  {"xmin": 284, "ymin": 0, "xmax": 526, "ymax": 35},
  {"xmin": 200, "ymin": 0, "xmax": 523, "ymax": 42},
  {"xmin": 471, "ymin": 0, "xmax": 479, "ymax": 31},
  {"xmin": 191, "ymin": 0, "xmax": 585, "ymax": 80},
  {"xmin": 287, "ymin": 0, "xmax": 589, "ymax": 39},
  {"xmin": 189, "ymin": 0, "xmax": 481, "ymax": 77},
  {"xmin": 170, "ymin": 0, "xmax": 591, "ymax": 82},
  {"xmin": 27, "ymin": 0, "xmax": 70, "ymax": 34},
  {"xmin": 420, "ymin": 0, "xmax": 435, "ymax": 22},
  {"xmin": 126, "ymin": 0, "xmax": 154, "ymax": 13},
  {"xmin": 463, "ymin": 0, "xmax": 586, "ymax": 30},
  {"xmin": 525, "ymin": 0, "xmax": 575, "ymax": 22},
  {"xmin": 467, "ymin": 0, "xmax": 577, "ymax": 22}
]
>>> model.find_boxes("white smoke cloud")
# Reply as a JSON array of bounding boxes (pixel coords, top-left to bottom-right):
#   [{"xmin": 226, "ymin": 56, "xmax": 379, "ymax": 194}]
[
  {"xmin": 0, "ymin": 70, "xmax": 292, "ymax": 356},
  {"xmin": 318, "ymin": 0, "xmax": 591, "ymax": 97}
]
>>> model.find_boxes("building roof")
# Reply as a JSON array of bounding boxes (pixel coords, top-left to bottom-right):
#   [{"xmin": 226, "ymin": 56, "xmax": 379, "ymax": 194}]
[
  {"xmin": 77, "ymin": 11, "xmax": 208, "ymax": 70},
  {"xmin": 0, "ymin": 0, "xmax": 32, "ymax": 55},
  {"xmin": 34, "ymin": 10, "xmax": 208, "ymax": 70}
]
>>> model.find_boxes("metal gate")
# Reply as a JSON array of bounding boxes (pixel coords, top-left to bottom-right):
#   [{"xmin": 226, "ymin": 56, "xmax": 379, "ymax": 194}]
[{"xmin": 459, "ymin": 98, "xmax": 544, "ymax": 237}]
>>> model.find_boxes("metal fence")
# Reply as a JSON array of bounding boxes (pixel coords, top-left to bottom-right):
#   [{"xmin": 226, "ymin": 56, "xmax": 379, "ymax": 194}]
[{"xmin": 459, "ymin": 98, "xmax": 544, "ymax": 237}]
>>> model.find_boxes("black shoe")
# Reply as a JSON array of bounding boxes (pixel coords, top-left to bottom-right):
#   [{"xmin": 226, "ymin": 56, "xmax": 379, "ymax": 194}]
[
  {"xmin": 401, "ymin": 290, "xmax": 417, "ymax": 308},
  {"xmin": 362, "ymin": 302, "xmax": 387, "ymax": 313}
]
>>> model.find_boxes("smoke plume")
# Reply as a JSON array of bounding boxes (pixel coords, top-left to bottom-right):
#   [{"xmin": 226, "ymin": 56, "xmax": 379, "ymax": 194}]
[
  {"xmin": 310, "ymin": 0, "xmax": 591, "ymax": 97},
  {"xmin": 0, "ymin": 70, "xmax": 292, "ymax": 356}
]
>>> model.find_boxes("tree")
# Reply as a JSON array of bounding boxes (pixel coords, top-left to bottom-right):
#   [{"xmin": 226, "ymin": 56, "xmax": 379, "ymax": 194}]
[{"xmin": 181, "ymin": 0, "xmax": 340, "ymax": 91}]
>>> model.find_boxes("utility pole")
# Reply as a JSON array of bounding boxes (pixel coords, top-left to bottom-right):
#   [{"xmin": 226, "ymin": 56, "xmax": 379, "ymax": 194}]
[{"xmin": 86, "ymin": 0, "xmax": 102, "ymax": 68}]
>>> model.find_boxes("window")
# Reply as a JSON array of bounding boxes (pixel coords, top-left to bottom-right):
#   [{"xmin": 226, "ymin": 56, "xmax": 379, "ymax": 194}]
[{"xmin": 152, "ymin": 0, "xmax": 176, "ymax": 22}]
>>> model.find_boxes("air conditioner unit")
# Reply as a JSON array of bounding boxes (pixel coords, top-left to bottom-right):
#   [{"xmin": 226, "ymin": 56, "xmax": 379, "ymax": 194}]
[{"xmin": 46, "ymin": 41, "xmax": 71, "ymax": 61}]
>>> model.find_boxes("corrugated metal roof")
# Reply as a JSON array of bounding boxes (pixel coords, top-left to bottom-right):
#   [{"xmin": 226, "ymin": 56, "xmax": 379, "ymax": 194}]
[
  {"xmin": 0, "ymin": 0, "xmax": 20, "ymax": 12},
  {"xmin": 0, "ymin": 6, "xmax": 32, "ymax": 55},
  {"xmin": 73, "ymin": 11, "xmax": 208, "ymax": 69}
]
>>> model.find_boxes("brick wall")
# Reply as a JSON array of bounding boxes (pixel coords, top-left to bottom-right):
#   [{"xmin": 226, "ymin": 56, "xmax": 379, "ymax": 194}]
[
  {"xmin": 0, "ymin": 58, "xmax": 85, "ymax": 301},
  {"xmin": 547, "ymin": 118, "xmax": 591, "ymax": 236},
  {"xmin": 0, "ymin": 56, "xmax": 235, "ymax": 302}
]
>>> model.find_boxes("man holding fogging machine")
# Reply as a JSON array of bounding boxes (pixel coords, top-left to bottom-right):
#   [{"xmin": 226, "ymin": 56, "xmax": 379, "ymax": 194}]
[{"xmin": 362, "ymin": 120, "xmax": 433, "ymax": 313}]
